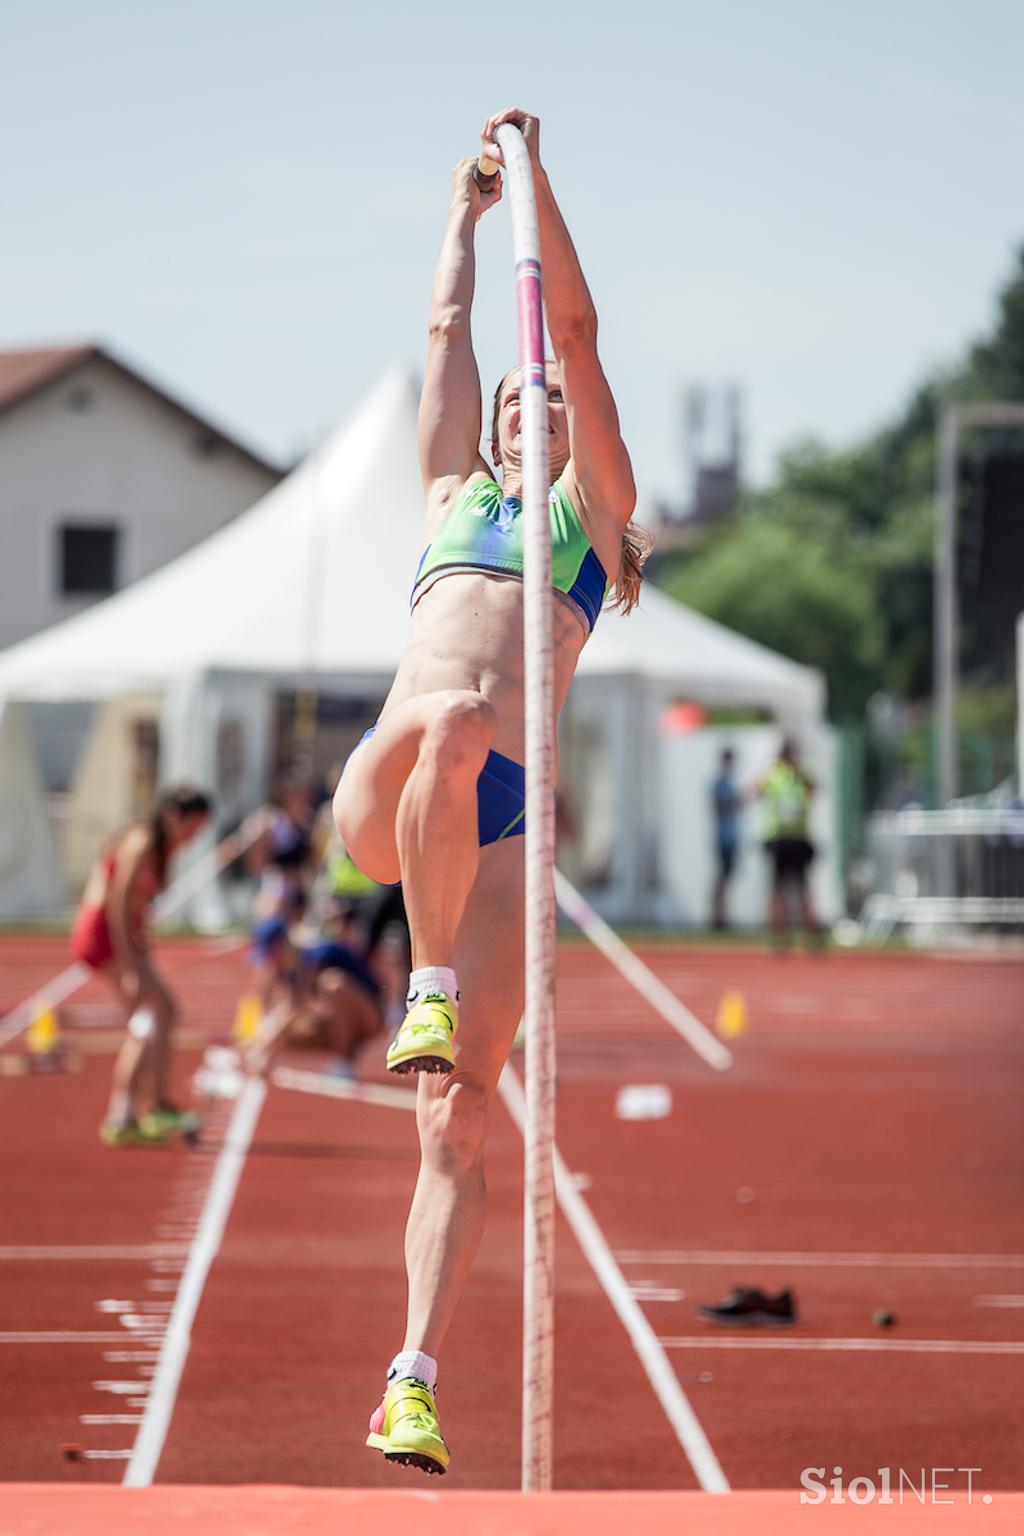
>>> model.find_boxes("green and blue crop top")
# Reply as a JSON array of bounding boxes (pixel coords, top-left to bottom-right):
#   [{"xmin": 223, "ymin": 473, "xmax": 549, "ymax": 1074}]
[{"xmin": 410, "ymin": 476, "xmax": 610, "ymax": 633}]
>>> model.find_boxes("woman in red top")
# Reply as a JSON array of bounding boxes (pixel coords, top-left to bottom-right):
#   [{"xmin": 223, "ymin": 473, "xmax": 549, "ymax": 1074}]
[{"xmin": 72, "ymin": 785, "xmax": 212, "ymax": 1145}]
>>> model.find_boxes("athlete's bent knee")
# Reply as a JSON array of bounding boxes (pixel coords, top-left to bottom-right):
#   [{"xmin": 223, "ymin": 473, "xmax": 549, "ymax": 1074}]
[
  {"xmin": 420, "ymin": 694, "xmax": 496, "ymax": 779},
  {"xmin": 418, "ymin": 1076, "xmax": 489, "ymax": 1172}
]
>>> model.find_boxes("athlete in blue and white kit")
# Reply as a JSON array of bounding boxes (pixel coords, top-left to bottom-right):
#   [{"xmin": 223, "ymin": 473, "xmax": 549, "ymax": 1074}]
[{"xmin": 334, "ymin": 107, "xmax": 647, "ymax": 1474}]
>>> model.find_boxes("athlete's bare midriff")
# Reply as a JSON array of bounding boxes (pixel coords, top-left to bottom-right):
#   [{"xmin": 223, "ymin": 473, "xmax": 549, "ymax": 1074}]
[{"xmin": 378, "ymin": 568, "xmax": 587, "ymax": 766}]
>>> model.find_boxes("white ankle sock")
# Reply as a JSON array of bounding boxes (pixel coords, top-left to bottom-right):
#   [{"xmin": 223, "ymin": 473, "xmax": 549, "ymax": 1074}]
[
  {"xmin": 406, "ymin": 967, "xmax": 458, "ymax": 1007},
  {"xmin": 388, "ymin": 1349, "xmax": 437, "ymax": 1390}
]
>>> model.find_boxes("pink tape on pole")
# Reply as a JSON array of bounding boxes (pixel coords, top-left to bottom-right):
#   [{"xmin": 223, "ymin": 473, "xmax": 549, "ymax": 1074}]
[{"xmin": 515, "ymin": 258, "xmax": 545, "ymax": 374}]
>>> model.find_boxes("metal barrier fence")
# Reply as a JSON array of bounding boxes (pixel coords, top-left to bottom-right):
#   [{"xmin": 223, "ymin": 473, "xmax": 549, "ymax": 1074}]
[{"xmin": 862, "ymin": 808, "xmax": 1024, "ymax": 938}]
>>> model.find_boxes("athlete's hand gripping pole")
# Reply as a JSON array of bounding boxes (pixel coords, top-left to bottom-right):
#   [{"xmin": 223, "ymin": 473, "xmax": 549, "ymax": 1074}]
[
  {"xmin": 492, "ymin": 119, "xmax": 557, "ymax": 1496},
  {"xmin": 474, "ymin": 152, "xmax": 501, "ymax": 190}
]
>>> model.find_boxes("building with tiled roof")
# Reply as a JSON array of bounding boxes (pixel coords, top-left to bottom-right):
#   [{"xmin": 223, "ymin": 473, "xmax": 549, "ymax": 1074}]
[{"xmin": 0, "ymin": 343, "xmax": 281, "ymax": 651}]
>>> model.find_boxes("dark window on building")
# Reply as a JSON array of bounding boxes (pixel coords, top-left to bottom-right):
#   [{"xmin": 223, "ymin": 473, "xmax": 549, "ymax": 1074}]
[{"xmin": 58, "ymin": 524, "xmax": 119, "ymax": 595}]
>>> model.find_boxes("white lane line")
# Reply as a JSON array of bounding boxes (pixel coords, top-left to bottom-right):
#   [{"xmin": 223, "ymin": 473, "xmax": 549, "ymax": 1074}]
[
  {"xmin": 615, "ymin": 1250, "xmax": 1024, "ymax": 1270},
  {"xmin": 122, "ymin": 1076, "xmax": 265, "ymax": 1487},
  {"xmin": 0, "ymin": 962, "xmax": 91, "ymax": 1048},
  {"xmin": 499, "ymin": 1063, "xmax": 729, "ymax": 1494},
  {"xmin": 84, "ymin": 1449, "xmax": 133, "ymax": 1460},
  {"xmin": 0, "ymin": 1245, "xmax": 188, "ymax": 1261},
  {"xmin": 0, "ymin": 1332, "xmax": 142, "ymax": 1344},
  {"xmin": 555, "ymin": 871, "xmax": 732, "ymax": 1072},
  {"xmin": 81, "ymin": 1414, "xmax": 143, "ymax": 1425},
  {"xmin": 271, "ymin": 1065, "xmax": 418, "ymax": 1112},
  {"xmin": 0, "ymin": 928, "xmax": 246, "ymax": 1048},
  {"xmin": 659, "ymin": 1336, "xmax": 1024, "ymax": 1355},
  {"xmin": 975, "ymin": 1295, "xmax": 1024, "ymax": 1307}
]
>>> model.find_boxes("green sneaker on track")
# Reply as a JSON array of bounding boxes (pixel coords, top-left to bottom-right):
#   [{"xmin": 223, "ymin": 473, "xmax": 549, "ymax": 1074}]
[
  {"xmin": 139, "ymin": 1105, "xmax": 201, "ymax": 1140},
  {"xmin": 385, "ymin": 993, "xmax": 457, "ymax": 1075},
  {"xmin": 99, "ymin": 1119, "xmax": 169, "ymax": 1148},
  {"xmin": 366, "ymin": 1377, "xmax": 450, "ymax": 1475}
]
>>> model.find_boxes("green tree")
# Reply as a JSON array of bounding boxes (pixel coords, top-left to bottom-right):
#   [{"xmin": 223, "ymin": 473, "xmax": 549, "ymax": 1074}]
[
  {"xmin": 659, "ymin": 514, "xmax": 884, "ymax": 720},
  {"xmin": 654, "ymin": 244, "xmax": 1024, "ymax": 720}
]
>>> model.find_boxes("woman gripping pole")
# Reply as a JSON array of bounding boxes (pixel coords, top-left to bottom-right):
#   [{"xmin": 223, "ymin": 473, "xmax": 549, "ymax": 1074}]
[{"xmin": 334, "ymin": 108, "xmax": 649, "ymax": 1475}]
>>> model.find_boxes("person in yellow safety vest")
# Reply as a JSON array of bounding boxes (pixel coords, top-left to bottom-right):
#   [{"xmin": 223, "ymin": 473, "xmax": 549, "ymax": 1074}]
[
  {"xmin": 756, "ymin": 739, "xmax": 823, "ymax": 950},
  {"xmin": 328, "ymin": 845, "xmax": 381, "ymax": 900}
]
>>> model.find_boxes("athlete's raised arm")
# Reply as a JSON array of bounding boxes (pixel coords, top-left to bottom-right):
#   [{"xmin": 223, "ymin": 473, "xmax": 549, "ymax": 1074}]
[
  {"xmin": 418, "ymin": 159, "xmax": 502, "ymax": 517},
  {"xmin": 480, "ymin": 108, "xmax": 636, "ymax": 532}
]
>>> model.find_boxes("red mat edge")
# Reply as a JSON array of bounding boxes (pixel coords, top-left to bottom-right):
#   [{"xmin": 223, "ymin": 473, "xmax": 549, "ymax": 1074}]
[{"xmin": 3, "ymin": 1484, "xmax": 1022, "ymax": 1534}]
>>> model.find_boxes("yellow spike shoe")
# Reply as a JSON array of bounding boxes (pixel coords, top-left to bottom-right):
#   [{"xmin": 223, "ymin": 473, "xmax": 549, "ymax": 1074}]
[
  {"xmin": 385, "ymin": 992, "xmax": 457, "ymax": 1076},
  {"xmin": 366, "ymin": 1376, "xmax": 450, "ymax": 1475}
]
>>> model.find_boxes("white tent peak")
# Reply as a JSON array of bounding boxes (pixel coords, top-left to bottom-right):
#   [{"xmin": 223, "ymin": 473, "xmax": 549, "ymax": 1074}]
[
  {"xmin": 0, "ymin": 363, "xmax": 425, "ymax": 696},
  {"xmin": 0, "ymin": 362, "xmax": 823, "ymax": 720}
]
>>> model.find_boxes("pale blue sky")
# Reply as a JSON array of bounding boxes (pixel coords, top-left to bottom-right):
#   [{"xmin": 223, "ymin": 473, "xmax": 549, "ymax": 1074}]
[{"xmin": 3, "ymin": 0, "xmax": 1022, "ymax": 507}]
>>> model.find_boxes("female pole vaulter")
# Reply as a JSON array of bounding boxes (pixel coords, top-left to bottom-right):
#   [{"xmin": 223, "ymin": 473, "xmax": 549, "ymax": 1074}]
[{"xmin": 334, "ymin": 107, "xmax": 649, "ymax": 1474}]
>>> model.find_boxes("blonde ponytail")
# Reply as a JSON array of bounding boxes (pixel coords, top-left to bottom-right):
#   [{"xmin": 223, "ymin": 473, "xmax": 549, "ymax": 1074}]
[{"xmin": 611, "ymin": 519, "xmax": 654, "ymax": 614}]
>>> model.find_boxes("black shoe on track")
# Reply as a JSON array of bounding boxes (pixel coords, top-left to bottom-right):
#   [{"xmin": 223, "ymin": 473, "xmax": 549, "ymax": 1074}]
[{"xmin": 698, "ymin": 1286, "xmax": 796, "ymax": 1326}]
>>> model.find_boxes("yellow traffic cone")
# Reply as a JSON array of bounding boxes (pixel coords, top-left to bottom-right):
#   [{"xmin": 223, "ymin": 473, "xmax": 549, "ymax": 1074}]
[
  {"xmin": 26, "ymin": 1007, "xmax": 60, "ymax": 1056},
  {"xmin": 232, "ymin": 993, "xmax": 263, "ymax": 1046},
  {"xmin": 715, "ymin": 989, "xmax": 748, "ymax": 1039}
]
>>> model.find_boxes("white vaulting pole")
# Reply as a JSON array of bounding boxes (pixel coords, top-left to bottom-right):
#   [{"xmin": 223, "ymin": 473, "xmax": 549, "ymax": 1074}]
[{"xmin": 491, "ymin": 122, "xmax": 556, "ymax": 1493}]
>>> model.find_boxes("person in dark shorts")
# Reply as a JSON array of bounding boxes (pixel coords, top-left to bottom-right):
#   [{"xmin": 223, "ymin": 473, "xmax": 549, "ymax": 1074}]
[
  {"xmin": 710, "ymin": 747, "xmax": 741, "ymax": 930},
  {"xmin": 246, "ymin": 901, "xmax": 384, "ymax": 1077},
  {"xmin": 757, "ymin": 739, "xmax": 822, "ymax": 948}
]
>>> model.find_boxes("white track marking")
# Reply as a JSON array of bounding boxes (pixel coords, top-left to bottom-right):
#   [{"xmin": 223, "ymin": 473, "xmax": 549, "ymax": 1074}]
[
  {"xmin": 123, "ymin": 1076, "xmax": 266, "ymax": 1487},
  {"xmin": 0, "ymin": 1246, "xmax": 188, "ymax": 1261},
  {"xmin": 0, "ymin": 963, "xmax": 91, "ymax": 1048},
  {"xmin": 271, "ymin": 1065, "xmax": 417, "ymax": 1112},
  {"xmin": 974, "ymin": 1295, "xmax": 1024, "ymax": 1307},
  {"xmin": 499, "ymin": 1063, "xmax": 729, "ymax": 1493},
  {"xmin": 555, "ymin": 872, "xmax": 732, "ymax": 1072},
  {"xmin": 0, "ymin": 1332, "xmax": 142, "ymax": 1344},
  {"xmin": 615, "ymin": 1250, "xmax": 1024, "ymax": 1270},
  {"xmin": 658, "ymin": 1336, "xmax": 1024, "ymax": 1355},
  {"xmin": 80, "ymin": 1415, "xmax": 143, "ymax": 1425},
  {"xmin": 83, "ymin": 1449, "xmax": 133, "ymax": 1460}
]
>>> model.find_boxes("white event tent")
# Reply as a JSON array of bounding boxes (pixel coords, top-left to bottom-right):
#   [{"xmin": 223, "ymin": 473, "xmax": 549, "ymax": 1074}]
[{"xmin": 0, "ymin": 366, "xmax": 825, "ymax": 921}]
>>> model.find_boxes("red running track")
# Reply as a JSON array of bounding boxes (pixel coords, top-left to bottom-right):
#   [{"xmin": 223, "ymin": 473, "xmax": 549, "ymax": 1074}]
[{"xmin": 0, "ymin": 936, "xmax": 1022, "ymax": 1499}]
